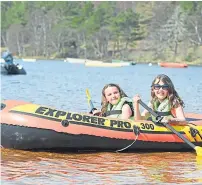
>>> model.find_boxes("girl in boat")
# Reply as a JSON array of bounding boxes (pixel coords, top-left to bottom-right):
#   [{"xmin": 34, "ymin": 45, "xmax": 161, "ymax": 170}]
[
  {"xmin": 92, "ymin": 83, "xmax": 134, "ymax": 119},
  {"xmin": 133, "ymin": 74, "xmax": 186, "ymax": 123}
]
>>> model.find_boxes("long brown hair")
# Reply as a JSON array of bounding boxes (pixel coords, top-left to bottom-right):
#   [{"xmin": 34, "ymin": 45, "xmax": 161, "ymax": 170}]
[
  {"xmin": 151, "ymin": 74, "xmax": 185, "ymax": 108},
  {"xmin": 100, "ymin": 83, "xmax": 128, "ymax": 116}
]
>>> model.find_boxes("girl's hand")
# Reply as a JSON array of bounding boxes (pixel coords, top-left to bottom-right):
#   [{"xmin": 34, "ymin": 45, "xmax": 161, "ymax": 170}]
[
  {"xmin": 92, "ymin": 110, "xmax": 101, "ymax": 116},
  {"xmin": 161, "ymin": 117, "xmax": 171, "ymax": 123},
  {"xmin": 133, "ymin": 94, "xmax": 141, "ymax": 104}
]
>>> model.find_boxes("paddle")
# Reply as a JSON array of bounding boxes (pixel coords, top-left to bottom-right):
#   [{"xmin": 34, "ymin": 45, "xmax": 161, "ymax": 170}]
[
  {"xmin": 139, "ymin": 100, "xmax": 202, "ymax": 156},
  {"xmin": 85, "ymin": 89, "xmax": 96, "ymax": 113}
]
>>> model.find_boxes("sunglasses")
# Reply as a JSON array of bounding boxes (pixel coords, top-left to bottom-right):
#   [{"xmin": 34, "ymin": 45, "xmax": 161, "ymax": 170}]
[{"xmin": 153, "ymin": 84, "xmax": 169, "ymax": 90}]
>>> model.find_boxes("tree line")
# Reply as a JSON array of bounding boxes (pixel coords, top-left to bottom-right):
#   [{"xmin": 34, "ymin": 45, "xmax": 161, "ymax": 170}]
[{"xmin": 1, "ymin": 1, "xmax": 202, "ymax": 63}]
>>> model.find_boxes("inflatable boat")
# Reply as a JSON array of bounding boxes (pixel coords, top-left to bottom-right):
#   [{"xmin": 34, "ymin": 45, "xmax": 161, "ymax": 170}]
[
  {"xmin": 1, "ymin": 52, "xmax": 26, "ymax": 75},
  {"xmin": 1, "ymin": 100, "xmax": 202, "ymax": 152},
  {"xmin": 1, "ymin": 63, "xmax": 26, "ymax": 75}
]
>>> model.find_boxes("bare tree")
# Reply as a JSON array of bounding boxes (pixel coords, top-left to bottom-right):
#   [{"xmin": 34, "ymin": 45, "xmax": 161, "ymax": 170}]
[
  {"xmin": 147, "ymin": 2, "xmax": 176, "ymax": 58},
  {"xmin": 149, "ymin": 4, "xmax": 188, "ymax": 60},
  {"xmin": 90, "ymin": 27, "xmax": 111, "ymax": 59},
  {"xmin": 7, "ymin": 24, "xmax": 24, "ymax": 56},
  {"xmin": 165, "ymin": 6, "xmax": 188, "ymax": 56},
  {"xmin": 187, "ymin": 12, "xmax": 202, "ymax": 46}
]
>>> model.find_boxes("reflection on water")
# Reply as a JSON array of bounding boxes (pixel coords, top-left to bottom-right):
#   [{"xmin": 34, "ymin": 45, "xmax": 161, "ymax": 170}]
[{"xmin": 1, "ymin": 149, "xmax": 202, "ymax": 184}]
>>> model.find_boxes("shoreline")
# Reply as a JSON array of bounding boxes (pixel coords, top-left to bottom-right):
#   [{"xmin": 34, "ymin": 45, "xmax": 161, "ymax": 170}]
[{"xmin": 14, "ymin": 56, "xmax": 202, "ymax": 66}]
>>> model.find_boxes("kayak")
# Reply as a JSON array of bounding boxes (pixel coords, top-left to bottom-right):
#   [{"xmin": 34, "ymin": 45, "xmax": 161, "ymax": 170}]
[{"xmin": 1, "ymin": 100, "xmax": 202, "ymax": 152}]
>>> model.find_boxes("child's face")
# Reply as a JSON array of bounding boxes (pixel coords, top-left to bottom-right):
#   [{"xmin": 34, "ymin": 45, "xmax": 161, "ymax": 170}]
[
  {"xmin": 104, "ymin": 86, "xmax": 121, "ymax": 105},
  {"xmin": 153, "ymin": 80, "xmax": 169, "ymax": 101}
]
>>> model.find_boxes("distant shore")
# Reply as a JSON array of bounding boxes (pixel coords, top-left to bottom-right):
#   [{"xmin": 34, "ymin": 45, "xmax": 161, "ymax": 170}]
[{"xmin": 15, "ymin": 56, "xmax": 202, "ymax": 66}]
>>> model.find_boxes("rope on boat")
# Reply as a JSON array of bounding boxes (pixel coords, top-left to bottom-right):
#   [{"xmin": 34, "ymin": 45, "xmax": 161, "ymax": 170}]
[
  {"xmin": 116, "ymin": 125, "xmax": 140, "ymax": 152},
  {"xmin": 187, "ymin": 122, "xmax": 202, "ymax": 141}
]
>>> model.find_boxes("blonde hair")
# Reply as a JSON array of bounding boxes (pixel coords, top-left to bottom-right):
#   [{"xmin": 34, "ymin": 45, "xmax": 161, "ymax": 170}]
[
  {"xmin": 151, "ymin": 74, "xmax": 185, "ymax": 108},
  {"xmin": 100, "ymin": 83, "xmax": 128, "ymax": 116}
]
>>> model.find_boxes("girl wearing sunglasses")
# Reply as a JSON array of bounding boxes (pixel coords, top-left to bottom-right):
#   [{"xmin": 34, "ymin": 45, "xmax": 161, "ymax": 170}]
[{"xmin": 133, "ymin": 74, "xmax": 186, "ymax": 123}]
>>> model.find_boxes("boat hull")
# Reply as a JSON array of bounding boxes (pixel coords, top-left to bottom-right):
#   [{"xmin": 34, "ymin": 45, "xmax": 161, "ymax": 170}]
[
  {"xmin": 1, "ymin": 63, "xmax": 26, "ymax": 75},
  {"xmin": 1, "ymin": 100, "xmax": 202, "ymax": 152},
  {"xmin": 1, "ymin": 123, "xmax": 198, "ymax": 152},
  {"xmin": 159, "ymin": 62, "xmax": 188, "ymax": 68}
]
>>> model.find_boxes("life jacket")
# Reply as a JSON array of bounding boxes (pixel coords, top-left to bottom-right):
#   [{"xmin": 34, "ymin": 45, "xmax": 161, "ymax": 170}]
[
  {"xmin": 104, "ymin": 97, "xmax": 134, "ymax": 119},
  {"xmin": 151, "ymin": 99, "xmax": 176, "ymax": 122}
]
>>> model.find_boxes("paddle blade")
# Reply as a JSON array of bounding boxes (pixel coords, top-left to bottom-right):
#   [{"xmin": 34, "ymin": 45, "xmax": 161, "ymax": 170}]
[
  {"xmin": 86, "ymin": 89, "xmax": 91, "ymax": 100},
  {"xmin": 85, "ymin": 89, "xmax": 91, "ymax": 107},
  {"xmin": 195, "ymin": 146, "xmax": 202, "ymax": 157},
  {"xmin": 196, "ymin": 156, "xmax": 202, "ymax": 165}
]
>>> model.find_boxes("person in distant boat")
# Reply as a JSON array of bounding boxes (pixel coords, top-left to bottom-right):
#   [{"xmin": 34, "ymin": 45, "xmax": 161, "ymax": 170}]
[
  {"xmin": 92, "ymin": 83, "xmax": 134, "ymax": 119},
  {"xmin": 133, "ymin": 74, "xmax": 186, "ymax": 123},
  {"xmin": 2, "ymin": 50, "xmax": 14, "ymax": 65}
]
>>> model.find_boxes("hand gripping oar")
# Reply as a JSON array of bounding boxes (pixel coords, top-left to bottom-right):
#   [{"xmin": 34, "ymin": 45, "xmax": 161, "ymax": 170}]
[
  {"xmin": 85, "ymin": 89, "xmax": 96, "ymax": 113},
  {"xmin": 139, "ymin": 100, "xmax": 202, "ymax": 156}
]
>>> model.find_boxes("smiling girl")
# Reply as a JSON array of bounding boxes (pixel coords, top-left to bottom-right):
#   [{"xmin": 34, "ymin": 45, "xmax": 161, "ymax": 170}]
[
  {"xmin": 93, "ymin": 83, "xmax": 134, "ymax": 119},
  {"xmin": 133, "ymin": 74, "xmax": 186, "ymax": 123}
]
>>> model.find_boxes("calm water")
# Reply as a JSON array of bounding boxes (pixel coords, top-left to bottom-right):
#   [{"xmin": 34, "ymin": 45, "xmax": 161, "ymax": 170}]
[{"xmin": 1, "ymin": 60, "xmax": 202, "ymax": 184}]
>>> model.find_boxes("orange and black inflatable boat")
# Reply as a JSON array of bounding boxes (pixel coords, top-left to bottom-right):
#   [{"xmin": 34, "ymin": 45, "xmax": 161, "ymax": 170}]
[
  {"xmin": 159, "ymin": 62, "xmax": 188, "ymax": 68},
  {"xmin": 1, "ymin": 100, "xmax": 202, "ymax": 152}
]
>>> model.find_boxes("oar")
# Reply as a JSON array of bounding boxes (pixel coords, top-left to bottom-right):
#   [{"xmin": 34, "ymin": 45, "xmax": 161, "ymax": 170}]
[
  {"xmin": 139, "ymin": 100, "xmax": 202, "ymax": 156},
  {"xmin": 85, "ymin": 89, "xmax": 95, "ymax": 112}
]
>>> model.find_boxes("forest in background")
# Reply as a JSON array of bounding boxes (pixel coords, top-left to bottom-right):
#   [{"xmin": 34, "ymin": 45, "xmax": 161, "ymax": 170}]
[{"xmin": 1, "ymin": 1, "xmax": 202, "ymax": 64}]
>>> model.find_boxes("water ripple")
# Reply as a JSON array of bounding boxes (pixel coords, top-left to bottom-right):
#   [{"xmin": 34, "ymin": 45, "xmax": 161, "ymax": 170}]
[{"xmin": 1, "ymin": 61, "xmax": 202, "ymax": 184}]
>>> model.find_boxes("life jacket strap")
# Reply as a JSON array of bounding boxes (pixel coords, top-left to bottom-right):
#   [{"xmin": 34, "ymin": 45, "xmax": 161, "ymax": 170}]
[
  {"xmin": 155, "ymin": 111, "xmax": 172, "ymax": 117},
  {"xmin": 104, "ymin": 110, "xmax": 122, "ymax": 117}
]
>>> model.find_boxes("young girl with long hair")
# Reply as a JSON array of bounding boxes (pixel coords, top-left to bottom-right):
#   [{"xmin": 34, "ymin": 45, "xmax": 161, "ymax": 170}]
[
  {"xmin": 133, "ymin": 74, "xmax": 186, "ymax": 123},
  {"xmin": 93, "ymin": 83, "xmax": 134, "ymax": 119}
]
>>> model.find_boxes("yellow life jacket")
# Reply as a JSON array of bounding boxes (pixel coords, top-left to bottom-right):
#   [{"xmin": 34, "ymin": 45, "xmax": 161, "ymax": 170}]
[
  {"xmin": 105, "ymin": 97, "xmax": 134, "ymax": 119},
  {"xmin": 151, "ymin": 99, "xmax": 175, "ymax": 122}
]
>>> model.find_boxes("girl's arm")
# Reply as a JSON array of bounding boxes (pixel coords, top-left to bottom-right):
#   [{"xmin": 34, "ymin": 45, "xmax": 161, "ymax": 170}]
[
  {"xmin": 92, "ymin": 109, "xmax": 101, "ymax": 116},
  {"xmin": 140, "ymin": 101, "xmax": 151, "ymax": 120},
  {"xmin": 121, "ymin": 104, "xmax": 133, "ymax": 119},
  {"xmin": 174, "ymin": 105, "xmax": 186, "ymax": 120},
  {"xmin": 161, "ymin": 105, "xmax": 187, "ymax": 124},
  {"xmin": 133, "ymin": 95, "xmax": 141, "ymax": 120},
  {"xmin": 168, "ymin": 105, "xmax": 186, "ymax": 123},
  {"xmin": 133, "ymin": 95, "xmax": 152, "ymax": 120}
]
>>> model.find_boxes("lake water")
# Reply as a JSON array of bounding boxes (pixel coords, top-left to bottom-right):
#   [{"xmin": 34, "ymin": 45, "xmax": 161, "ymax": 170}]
[{"xmin": 1, "ymin": 60, "xmax": 202, "ymax": 184}]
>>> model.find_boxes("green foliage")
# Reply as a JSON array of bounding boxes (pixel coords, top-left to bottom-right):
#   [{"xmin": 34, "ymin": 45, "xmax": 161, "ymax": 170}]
[
  {"xmin": 184, "ymin": 47, "xmax": 202, "ymax": 64},
  {"xmin": 1, "ymin": 1, "xmax": 28, "ymax": 30},
  {"xmin": 1, "ymin": 1, "xmax": 201, "ymax": 63},
  {"xmin": 109, "ymin": 8, "xmax": 144, "ymax": 50},
  {"xmin": 7, "ymin": 2, "xmax": 27, "ymax": 24},
  {"xmin": 180, "ymin": 2, "xmax": 202, "ymax": 14},
  {"xmin": 69, "ymin": 2, "xmax": 94, "ymax": 30},
  {"xmin": 34, "ymin": 1, "xmax": 56, "ymax": 11},
  {"xmin": 185, "ymin": 54, "xmax": 193, "ymax": 62},
  {"xmin": 180, "ymin": 2, "xmax": 195, "ymax": 12},
  {"xmin": 94, "ymin": 2, "xmax": 116, "ymax": 26}
]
